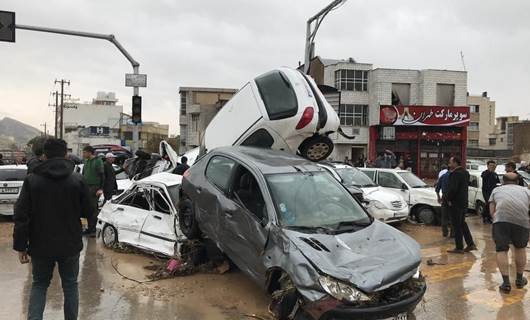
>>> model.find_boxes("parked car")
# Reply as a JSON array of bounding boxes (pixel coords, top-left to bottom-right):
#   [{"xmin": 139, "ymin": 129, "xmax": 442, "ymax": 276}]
[
  {"xmin": 96, "ymin": 172, "xmax": 187, "ymax": 256},
  {"xmin": 360, "ymin": 168, "xmax": 440, "ymax": 225},
  {"xmin": 319, "ymin": 162, "xmax": 409, "ymax": 224},
  {"xmin": 468, "ymin": 170, "xmax": 486, "ymax": 215},
  {"xmin": 0, "ymin": 165, "xmax": 27, "ymax": 216},
  {"xmin": 202, "ymin": 67, "xmax": 342, "ymax": 162},
  {"xmin": 181, "ymin": 147, "xmax": 425, "ymax": 320}
]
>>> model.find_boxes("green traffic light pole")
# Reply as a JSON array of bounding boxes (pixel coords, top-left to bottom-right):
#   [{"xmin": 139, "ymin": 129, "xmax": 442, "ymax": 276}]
[{"xmin": 15, "ymin": 23, "xmax": 141, "ymax": 153}]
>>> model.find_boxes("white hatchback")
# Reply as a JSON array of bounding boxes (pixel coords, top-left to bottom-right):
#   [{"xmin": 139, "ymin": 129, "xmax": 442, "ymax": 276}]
[
  {"xmin": 0, "ymin": 165, "xmax": 27, "ymax": 216},
  {"xmin": 203, "ymin": 67, "xmax": 341, "ymax": 162}
]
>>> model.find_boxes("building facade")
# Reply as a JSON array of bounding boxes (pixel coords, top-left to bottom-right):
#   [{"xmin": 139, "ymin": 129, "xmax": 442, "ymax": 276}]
[
  {"xmin": 513, "ymin": 121, "xmax": 530, "ymax": 162},
  {"xmin": 179, "ymin": 87, "xmax": 237, "ymax": 152},
  {"xmin": 120, "ymin": 115, "xmax": 169, "ymax": 153},
  {"xmin": 467, "ymin": 92, "xmax": 496, "ymax": 149},
  {"xmin": 488, "ymin": 116, "xmax": 520, "ymax": 150}
]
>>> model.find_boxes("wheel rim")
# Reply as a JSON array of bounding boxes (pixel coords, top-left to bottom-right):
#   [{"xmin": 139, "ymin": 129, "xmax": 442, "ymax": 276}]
[
  {"xmin": 306, "ymin": 143, "xmax": 330, "ymax": 160},
  {"xmin": 419, "ymin": 209, "xmax": 434, "ymax": 224},
  {"xmin": 103, "ymin": 226, "xmax": 115, "ymax": 246}
]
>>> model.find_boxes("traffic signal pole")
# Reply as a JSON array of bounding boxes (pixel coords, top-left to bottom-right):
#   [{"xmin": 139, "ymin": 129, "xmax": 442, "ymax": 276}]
[{"xmin": 15, "ymin": 23, "xmax": 141, "ymax": 152}]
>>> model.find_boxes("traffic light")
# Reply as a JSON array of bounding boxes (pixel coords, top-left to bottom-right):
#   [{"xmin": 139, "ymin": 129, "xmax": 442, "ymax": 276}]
[{"xmin": 132, "ymin": 95, "xmax": 142, "ymax": 124}]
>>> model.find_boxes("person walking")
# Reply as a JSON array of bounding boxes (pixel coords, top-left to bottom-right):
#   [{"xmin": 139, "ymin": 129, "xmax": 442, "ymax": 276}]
[
  {"xmin": 445, "ymin": 156, "xmax": 477, "ymax": 254},
  {"xmin": 505, "ymin": 162, "xmax": 525, "ymax": 186},
  {"xmin": 435, "ymin": 167, "xmax": 453, "ymax": 238},
  {"xmin": 81, "ymin": 145, "xmax": 104, "ymax": 236},
  {"xmin": 489, "ymin": 172, "xmax": 530, "ymax": 293},
  {"xmin": 481, "ymin": 160, "xmax": 500, "ymax": 224},
  {"xmin": 103, "ymin": 153, "xmax": 118, "ymax": 203},
  {"xmin": 13, "ymin": 138, "xmax": 92, "ymax": 320},
  {"xmin": 173, "ymin": 156, "xmax": 190, "ymax": 175}
]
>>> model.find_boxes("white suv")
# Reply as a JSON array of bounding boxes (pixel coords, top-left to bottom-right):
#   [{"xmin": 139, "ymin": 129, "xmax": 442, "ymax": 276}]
[
  {"xmin": 319, "ymin": 163, "xmax": 409, "ymax": 224},
  {"xmin": 0, "ymin": 165, "xmax": 27, "ymax": 216},
  {"xmin": 203, "ymin": 67, "xmax": 341, "ymax": 162},
  {"xmin": 360, "ymin": 168, "xmax": 441, "ymax": 224}
]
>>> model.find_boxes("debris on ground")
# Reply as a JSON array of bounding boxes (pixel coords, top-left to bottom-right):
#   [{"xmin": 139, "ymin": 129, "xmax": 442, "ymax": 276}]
[{"xmin": 426, "ymin": 258, "xmax": 447, "ymax": 266}]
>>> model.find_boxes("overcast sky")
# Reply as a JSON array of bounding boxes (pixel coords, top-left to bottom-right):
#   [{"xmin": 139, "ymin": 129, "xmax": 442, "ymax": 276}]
[{"xmin": 1, "ymin": 0, "xmax": 529, "ymax": 134}]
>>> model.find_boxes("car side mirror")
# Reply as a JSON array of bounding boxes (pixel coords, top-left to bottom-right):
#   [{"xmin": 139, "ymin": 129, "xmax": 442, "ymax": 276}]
[{"xmin": 401, "ymin": 183, "xmax": 408, "ymax": 190}]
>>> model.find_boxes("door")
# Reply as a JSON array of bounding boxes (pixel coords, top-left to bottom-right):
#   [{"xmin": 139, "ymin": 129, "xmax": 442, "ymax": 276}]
[
  {"xmin": 219, "ymin": 164, "xmax": 269, "ymax": 283},
  {"xmin": 112, "ymin": 186, "xmax": 152, "ymax": 246},
  {"xmin": 378, "ymin": 171, "xmax": 410, "ymax": 204},
  {"xmin": 140, "ymin": 186, "xmax": 178, "ymax": 256}
]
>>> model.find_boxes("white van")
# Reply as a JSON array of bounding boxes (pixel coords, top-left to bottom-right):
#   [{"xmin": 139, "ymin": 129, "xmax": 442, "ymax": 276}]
[
  {"xmin": 203, "ymin": 67, "xmax": 341, "ymax": 161},
  {"xmin": 360, "ymin": 168, "xmax": 441, "ymax": 224}
]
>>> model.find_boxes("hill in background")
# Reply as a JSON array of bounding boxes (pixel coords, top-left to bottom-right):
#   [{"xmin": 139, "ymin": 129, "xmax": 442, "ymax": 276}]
[{"xmin": 0, "ymin": 117, "xmax": 42, "ymax": 149}]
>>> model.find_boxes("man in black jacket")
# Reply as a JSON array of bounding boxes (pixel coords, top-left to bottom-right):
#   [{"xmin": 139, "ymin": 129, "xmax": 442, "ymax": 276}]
[
  {"xmin": 481, "ymin": 160, "xmax": 500, "ymax": 224},
  {"xmin": 13, "ymin": 138, "xmax": 92, "ymax": 320},
  {"xmin": 446, "ymin": 156, "xmax": 477, "ymax": 254},
  {"xmin": 103, "ymin": 153, "xmax": 118, "ymax": 202}
]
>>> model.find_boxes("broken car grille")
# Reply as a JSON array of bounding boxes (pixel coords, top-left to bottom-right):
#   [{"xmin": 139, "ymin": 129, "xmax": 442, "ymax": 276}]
[
  {"xmin": 391, "ymin": 201, "xmax": 403, "ymax": 209},
  {"xmin": 346, "ymin": 277, "xmax": 425, "ymax": 307}
]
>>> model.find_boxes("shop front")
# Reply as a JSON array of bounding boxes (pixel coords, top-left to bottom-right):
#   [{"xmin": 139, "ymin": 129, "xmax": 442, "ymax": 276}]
[{"xmin": 369, "ymin": 105, "xmax": 470, "ymax": 179}]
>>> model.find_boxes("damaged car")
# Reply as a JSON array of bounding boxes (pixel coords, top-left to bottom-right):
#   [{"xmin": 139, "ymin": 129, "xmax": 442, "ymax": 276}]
[
  {"xmin": 181, "ymin": 147, "xmax": 426, "ymax": 320},
  {"xmin": 96, "ymin": 172, "xmax": 187, "ymax": 257},
  {"xmin": 202, "ymin": 67, "xmax": 345, "ymax": 162}
]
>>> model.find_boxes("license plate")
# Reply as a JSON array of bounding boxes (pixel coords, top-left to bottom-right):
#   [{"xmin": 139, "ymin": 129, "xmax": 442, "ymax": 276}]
[
  {"xmin": 0, "ymin": 187, "xmax": 18, "ymax": 194},
  {"xmin": 384, "ymin": 313, "xmax": 407, "ymax": 320}
]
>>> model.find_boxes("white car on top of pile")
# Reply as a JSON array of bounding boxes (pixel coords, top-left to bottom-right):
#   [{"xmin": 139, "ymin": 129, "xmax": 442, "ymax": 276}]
[{"xmin": 96, "ymin": 172, "xmax": 187, "ymax": 257}]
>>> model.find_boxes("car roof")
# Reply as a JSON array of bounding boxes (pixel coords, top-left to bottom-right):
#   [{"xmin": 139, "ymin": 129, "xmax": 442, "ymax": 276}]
[
  {"xmin": 213, "ymin": 146, "xmax": 323, "ymax": 175},
  {"xmin": 135, "ymin": 172, "xmax": 182, "ymax": 186},
  {"xmin": 0, "ymin": 165, "xmax": 28, "ymax": 170},
  {"xmin": 360, "ymin": 168, "xmax": 408, "ymax": 173}
]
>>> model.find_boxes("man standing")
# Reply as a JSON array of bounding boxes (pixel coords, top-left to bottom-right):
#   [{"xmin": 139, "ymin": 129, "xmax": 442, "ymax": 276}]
[
  {"xmin": 103, "ymin": 153, "xmax": 118, "ymax": 203},
  {"xmin": 81, "ymin": 146, "xmax": 104, "ymax": 236},
  {"xmin": 505, "ymin": 162, "xmax": 524, "ymax": 186},
  {"xmin": 446, "ymin": 156, "xmax": 477, "ymax": 253},
  {"xmin": 435, "ymin": 167, "xmax": 453, "ymax": 238},
  {"xmin": 489, "ymin": 172, "xmax": 530, "ymax": 293},
  {"xmin": 481, "ymin": 160, "xmax": 500, "ymax": 224},
  {"xmin": 173, "ymin": 156, "xmax": 190, "ymax": 175},
  {"xmin": 13, "ymin": 138, "xmax": 92, "ymax": 320}
]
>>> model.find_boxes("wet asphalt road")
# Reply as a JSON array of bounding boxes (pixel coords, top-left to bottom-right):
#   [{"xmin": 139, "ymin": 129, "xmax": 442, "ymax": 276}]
[{"xmin": 1, "ymin": 215, "xmax": 529, "ymax": 320}]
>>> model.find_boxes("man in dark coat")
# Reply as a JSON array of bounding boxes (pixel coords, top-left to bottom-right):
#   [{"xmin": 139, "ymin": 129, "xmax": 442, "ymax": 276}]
[
  {"xmin": 446, "ymin": 156, "xmax": 477, "ymax": 254},
  {"xmin": 173, "ymin": 156, "xmax": 190, "ymax": 175},
  {"xmin": 481, "ymin": 160, "xmax": 500, "ymax": 224},
  {"xmin": 103, "ymin": 153, "xmax": 118, "ymax": 202},
  {"xmin": 13, "ymin": 138, "xmax": 92, "ymax": 320}
]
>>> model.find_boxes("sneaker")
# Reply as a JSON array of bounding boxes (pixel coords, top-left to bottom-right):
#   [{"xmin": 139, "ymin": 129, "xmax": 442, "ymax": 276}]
[
  {"xmin": 447, "ymin": 248, "xmax": 465, "ymax": 254},
  {"xmin": 464, "ymin": 244, "xmax": 478, "ymax": 252},
  {"xmin": 499, "ymin": 283, "xmax": 511, "ymax": 293},
  {"xmin": 516, "ymin": 277, "xmax": 528, "ymax": 289}
]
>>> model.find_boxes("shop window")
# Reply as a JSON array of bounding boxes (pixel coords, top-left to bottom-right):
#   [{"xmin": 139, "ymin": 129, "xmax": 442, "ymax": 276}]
[
  {"xmin": 334, "ymin": 70, "xmax": 368, "ymax": 91},
  {"xmin": 468, "ymin": 122, "xmax": 479, "ymax": 131},
  {"xmin": 339, "ymin": 104, "xmax": 369, "ymax": 126},
  {"xmin": 436, "ymin": 84, "xmax": 455, "ymax": 106},
  {"xmin": 391, "ymin": 83, "xmax": 410, "ymax": 105}
]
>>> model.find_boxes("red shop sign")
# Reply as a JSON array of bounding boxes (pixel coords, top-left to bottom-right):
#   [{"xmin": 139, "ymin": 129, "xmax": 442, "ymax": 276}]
[{"xmin": 380, "ymin": 105, "xmax": 470, "ymax": 126}]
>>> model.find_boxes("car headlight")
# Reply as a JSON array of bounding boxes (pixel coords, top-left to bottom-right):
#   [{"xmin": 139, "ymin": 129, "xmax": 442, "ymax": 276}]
[
  {"xmin": 370, "ymin": 200, "xmax": 386, "ymax": 209},
  {"xmin": 319, "ymin": 276, "xmax": 372, "ymax": 303}
]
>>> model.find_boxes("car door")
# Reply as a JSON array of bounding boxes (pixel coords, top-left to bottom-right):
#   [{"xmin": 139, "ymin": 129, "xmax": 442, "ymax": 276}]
[
  {"xmin": 468, "ymin": 175, "xmax": 478, "ymax": 209},
  {"xmin": 378, "ymin": 171, "xmax": 411, "ymax": 205},
  {"xmin": 139, "ymin": 185, "xmax": 177, "ymax": 256},
  {"xmin": 111, "ymin": 186, "xmax": 152, "ymax": 246},
  {"xmin": 218, "ymin": 164, "xmax": 270, "ymax": 283}
]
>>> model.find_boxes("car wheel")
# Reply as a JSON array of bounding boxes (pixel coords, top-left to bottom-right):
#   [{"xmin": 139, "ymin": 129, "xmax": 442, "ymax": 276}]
[
  {"xmin": 102, "ymin": 224, "xmax": 118, "ymax": 248},
  {"xmin": 178, "ymin": 198, "xmax": 201, "ymax": 239},
  {"xmin": 475, "ymin": 201, "xmax": 485, "ymax": 216},
  {"xmin": 417, "ymin": 207, "xmax": 435, "ymax": 225},
  {"xmin": 299, "ymin": 135, "xmax": 334, "ymax": 162}
]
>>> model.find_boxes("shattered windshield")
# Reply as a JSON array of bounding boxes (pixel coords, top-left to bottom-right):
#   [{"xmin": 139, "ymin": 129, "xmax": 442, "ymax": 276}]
[
  {"xmin": 398, "ymin": 172, "xmax": 427, "ymax": 188},
  {"xmin": 266, "ymin": 172, "xmax": 370, "ymax": 229},
  {"xmin": 335, "ymin": 167, "xmax": 377, "ymax": 188}
]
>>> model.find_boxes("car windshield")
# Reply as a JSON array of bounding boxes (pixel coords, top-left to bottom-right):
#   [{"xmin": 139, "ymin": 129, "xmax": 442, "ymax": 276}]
[
  {"xmin": 0, "ymin": 169, "xmax": 26, "ymax": 181},
  {"xmin": 398, "ymin": 171, "xmax": 427, "ymax": 188},
  {"xmin": 335, "ymin": 167, "xmax": 377, "ymax": 188},
  {"xmin": 266, "ymin": 172, "xmax": 371, "ymax": 230},
  {"xmin": 255, "ymin": 70, "xmax": 298, "ymax": 120}
]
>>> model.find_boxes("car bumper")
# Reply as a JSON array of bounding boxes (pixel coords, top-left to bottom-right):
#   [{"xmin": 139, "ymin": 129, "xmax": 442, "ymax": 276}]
[
  {"xmin": 0, "ymin": 201, "xmax": 16, "ymax": 215},
  {"xmin": 368, "ymin": 207, "xmax": 409, "ymax": 224},
  {"xmin": 312, "ymin": 282, "xmax": 426, "ymax": 320}
]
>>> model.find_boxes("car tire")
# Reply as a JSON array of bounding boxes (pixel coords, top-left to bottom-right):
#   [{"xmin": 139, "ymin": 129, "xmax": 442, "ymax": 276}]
[
  {"xmin": 417, "ymin": 206, "xmax": 436, "ymax": 225},
  {"xmin": 475, "ymin": 201, "xmax": 485, "ymax": 217},
  {"xmin": 299, "ymin": 135, "xmax": 334, "ymax": 162},
  {"xmin": 102, "ymin": 224, "xmax": 118, "ymax": 248},
  {"xmin": 178, "ymin": 198, "xmax": 201, "ymax": 240}
]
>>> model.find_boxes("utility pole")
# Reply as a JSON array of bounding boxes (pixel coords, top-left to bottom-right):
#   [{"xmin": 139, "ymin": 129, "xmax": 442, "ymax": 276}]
[
  {"xmin": 40, "ymin": 123, "xmax": 47, "ymax": 136},
  {"xmin": 54, "ymin": 79, "xmax": 70, "ymax": 139},
  {"xmin": 51, "ymin": 91, "xmax": 59, "ymax": 138},
  {"xmin": 304, "ymin": 0, "xmax": 347, "ymax": 74}
]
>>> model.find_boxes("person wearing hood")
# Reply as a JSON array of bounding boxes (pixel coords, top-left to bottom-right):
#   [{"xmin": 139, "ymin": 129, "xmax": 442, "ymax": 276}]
[{"xmin": 13, "ymin": 138, "xmax": 92, "ymax": 320}]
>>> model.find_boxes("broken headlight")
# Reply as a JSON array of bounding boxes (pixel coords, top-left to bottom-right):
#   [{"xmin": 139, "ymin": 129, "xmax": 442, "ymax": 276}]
[{"xmin": 319, "ymin": 276, "xmax": 372, "ymax": 303}]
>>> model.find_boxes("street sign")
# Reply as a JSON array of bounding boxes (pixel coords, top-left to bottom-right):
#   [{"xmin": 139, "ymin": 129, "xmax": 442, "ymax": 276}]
[
  {"xmin": 125, "ymin": 73, "xmax": 147, "ymax": 87},
  {"xmin": 0, "ymin": 10, "xmax": 15, "ymax": 42}
]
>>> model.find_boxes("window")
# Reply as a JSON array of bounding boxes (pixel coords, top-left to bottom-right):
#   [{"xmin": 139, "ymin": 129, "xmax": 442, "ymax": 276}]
[
  {"xmin": 205, "ymin": 156, "xmax": 236, "ymax": 193},
  {"xmin": 361, "ymin": 170, "xmax": 376, "ymax": 181},
  {"xmin": 397, "ymin": 172, "xmax": 426, "ymax": 188},
  {"xmin": 391, "ymin": 83, "xmax": 411, "ymax": 105},
  {"xmin": 255, "ymin": 70, "xmax": 298, "ymax": 120},
  {"xmin": 241, "ymin": 129, "xmax": 274, "ymax": 148},
  {"xmin": 152, "ymin": 189, "xmax": 172, "ymax": 214},
  {"xmin": 436, "ymin": 84, "xmax": 455, "ymax": 106},
  {"xmin": 468, "ymin": 122, "xmax": 479, "ymax": 131},
  {"xmin": 191, "ymin": 114, "xmax": 199, "ymax": 132},
  {"xmin": 378, "ymin": 172, "xmax": 403, "ymax": 189},
  {"xmin": 489, "ymin": 138, "xmax": 496, "ymax": 146},
  {"xmin": 231, "ymin": 166, "xmax": 266, "ymax": 221},
  {"xmin": 469, "ymin": 176, "xmax": 478, "ymax": 188},
  {"xmin": 0, "ymin": 169, "xmax": 26, "ymax": 181},
  {"xmin": 334, "ymin": 70, "xmax": 368, "ymax": 91},
  {"xmin": 339, "ymin": 104, "xmax": 369, "ymax": 126},
  {"xmin": 468, "ymin": 140, "xmax": 479, "ymax": 147},
  {"xmin": 469, "ymin": 105, "xmax": 480, "ymax": 113},
  {"xmin": 121, "ymin": 187, "xmax": 151, "ymax": 210},
  {"xmin": 180, "ymin": 93, "xmax": 187, "ymax": 116}
]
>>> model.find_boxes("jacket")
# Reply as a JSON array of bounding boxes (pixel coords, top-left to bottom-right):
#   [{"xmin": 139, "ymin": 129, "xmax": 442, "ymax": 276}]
[
  {"xmin": 435, "ymin": 171, "xmax": 450, "ymax": 206},
  {"xmin": 446, "ymin": 166, "xmax": 470, "ymax": 209},
  {"xmin": 13, "ymin": 158, "xmax": 93, "ymax": 257},
  {"xmin": 26, "ymin": 157, "xmax": 43, "ymax": 174},
  {"xmin": 481, "ymin": 170, "xmax": 499, "ymax": 199},
  {"xmin": 103, "ymin": 161, "xmax": 118, "ymax": 200}
]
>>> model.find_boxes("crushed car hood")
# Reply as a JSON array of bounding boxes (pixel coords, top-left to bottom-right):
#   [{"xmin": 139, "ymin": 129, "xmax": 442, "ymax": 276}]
[{"xmin": 285, "ymin": 221, "xmax": 421, "ymax": 293}]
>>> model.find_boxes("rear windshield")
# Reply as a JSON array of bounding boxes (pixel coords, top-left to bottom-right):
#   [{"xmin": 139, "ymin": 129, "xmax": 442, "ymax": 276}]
[
  {"xmin": 0, "ymin": 169, "xmax": 26, "ymax": 181},
  {"xmin": 255, "ymin": 70, "xmax": 298, "ymax": 120}
]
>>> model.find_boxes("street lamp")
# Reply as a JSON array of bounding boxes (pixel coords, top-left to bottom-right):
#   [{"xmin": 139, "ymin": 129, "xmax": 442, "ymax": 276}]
[{"xmin": 303, "ymin": 0, "xmax": 348, "ymax": 74}]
